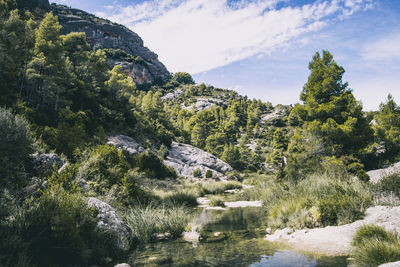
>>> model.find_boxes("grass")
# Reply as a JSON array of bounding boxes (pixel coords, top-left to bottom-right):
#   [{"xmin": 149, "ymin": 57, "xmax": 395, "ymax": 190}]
[
  {"xmin": 161, "ymin": 190, "xmax": 198, "ymax": 207},
  {"xmin": 201, "ymin": 181, "xmax": 242, "ymax": 195},
  {"xmin": 209, "ymin": 197, "xmax": 226, "ymax": 207},
  {"xmin": 125, "ymin": 203, "xmax": 191, "ymax": 243},
  {"xmin": 372, "ymin": 172, "xmax": 400, "ymax": 206},
  {"xmin": 351, "ymin": 225, "xmax": 400, "ymax": 267},
  {"xmin": 238, "ymin": 171, "xmax": 371, "ymax": 229}
]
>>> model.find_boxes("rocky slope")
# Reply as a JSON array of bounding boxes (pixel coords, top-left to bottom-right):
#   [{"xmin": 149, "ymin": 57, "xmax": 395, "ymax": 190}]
[{"xmin": 18, "ymin": 0, "xmax": 170, "ymax": 85}]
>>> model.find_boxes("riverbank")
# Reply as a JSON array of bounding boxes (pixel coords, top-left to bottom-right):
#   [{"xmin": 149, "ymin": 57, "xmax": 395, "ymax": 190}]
[{"xmin": 265, "ymin": 206, "xmax": 400, "ymax": 256}]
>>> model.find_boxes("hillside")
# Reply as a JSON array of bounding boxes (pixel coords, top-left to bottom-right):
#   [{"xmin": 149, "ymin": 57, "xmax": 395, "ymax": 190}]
[{"xmin": 2, "ymin": 0, "xmax": 400, "ymax": 266}]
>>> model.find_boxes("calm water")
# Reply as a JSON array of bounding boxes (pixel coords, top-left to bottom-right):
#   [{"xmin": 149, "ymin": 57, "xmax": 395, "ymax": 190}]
[{"xmin": 128, "ymin": 208, "xmax": 348, "ymax": 267}]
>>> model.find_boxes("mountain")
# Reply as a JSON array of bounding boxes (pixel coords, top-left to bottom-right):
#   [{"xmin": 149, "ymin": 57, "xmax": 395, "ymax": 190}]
[{"xmin": 17, "ymin": 0, "xmax": 170, "ymax": 85}]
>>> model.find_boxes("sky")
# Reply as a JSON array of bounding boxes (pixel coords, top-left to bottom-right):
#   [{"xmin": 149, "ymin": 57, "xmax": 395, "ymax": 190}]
[{"xmin": 51, "ymin": 0, "xmax": 400, "ymax": 110}]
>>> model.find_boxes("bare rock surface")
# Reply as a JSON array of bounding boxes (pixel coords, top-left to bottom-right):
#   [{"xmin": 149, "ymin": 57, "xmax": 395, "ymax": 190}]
[
  {"xmin": 367, "ymin": 162, "xmax": 400, "ymax": 183},
  {"xmin": 52, "ymin": 5, "xmax": 170, "ymax": 85},
  {"xmin": 181, "ymin": 97, "xmax": 227, "ymax": 112},
  {"xmin": 107, "ymin": 135, "xmax": 144, "ymax": 155},
  {"xmin": 164, "ymin": 142, "xmax": 233, "ymax": 178},
  {"xmin": 379, "ymin": 262, "xmax": 400, "ymax": 267},
  {"xmin": 88, "ymin": 197, "xmax": 130, "ymax": 251},
  {"xmin": 161, "ymin": 89, "xmax": 184, "ymax": 101},
  {"xmin": 265, "ymin": 206, "xmax": 400, "ymax": 256}
]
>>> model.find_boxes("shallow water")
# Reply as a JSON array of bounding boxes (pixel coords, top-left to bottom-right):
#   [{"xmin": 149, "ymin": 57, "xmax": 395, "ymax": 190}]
[{"xmin": 129, "ymin": 208, "xmax": 347, "ymax": 266}]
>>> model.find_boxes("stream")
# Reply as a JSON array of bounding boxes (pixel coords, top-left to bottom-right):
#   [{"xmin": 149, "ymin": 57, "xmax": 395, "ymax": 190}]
[{"xmin": 128, "ymin": 207, "xmax": 347, "ymax": 266}]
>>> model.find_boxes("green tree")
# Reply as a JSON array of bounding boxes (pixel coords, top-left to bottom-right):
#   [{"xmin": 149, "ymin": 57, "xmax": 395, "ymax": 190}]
[{"xmin": 171, "ymin": 72, "xmax": 194, "ymax": 85}]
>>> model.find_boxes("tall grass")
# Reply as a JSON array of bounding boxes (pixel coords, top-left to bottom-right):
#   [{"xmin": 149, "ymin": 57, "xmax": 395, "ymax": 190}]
[
  {"xmin": 201, "ymin": 181, "xmax": 242, "ymax": 194},
  {"xmin": 352, "ymin": 225, "xmax": 400, "ymax": 267},
  {"xmin": 373, "ymin": 172, "xmax": 400, "ymax": 206},
  {"xmin": 125, "ymin": 203, "xmax": 190, "ymax": 243},
  {"xmin": 238, "ymin": 171, "xmax": 371, "ymax": 229}
]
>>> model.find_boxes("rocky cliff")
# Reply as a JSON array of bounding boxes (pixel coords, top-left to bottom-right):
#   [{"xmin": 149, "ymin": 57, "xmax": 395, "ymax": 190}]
[
  {"xmin": 51, "ymin": 4, "xmax": 170, "ymax": 85},
  {"xmin": 18, "ymin": 0, "xmax": 170, "ymax": 85}
]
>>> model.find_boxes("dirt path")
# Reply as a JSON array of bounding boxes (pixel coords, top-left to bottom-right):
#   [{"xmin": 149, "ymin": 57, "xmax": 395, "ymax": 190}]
[{"xmin": 265, "ymin": 206, "xmax": 400, "ymax": 256}]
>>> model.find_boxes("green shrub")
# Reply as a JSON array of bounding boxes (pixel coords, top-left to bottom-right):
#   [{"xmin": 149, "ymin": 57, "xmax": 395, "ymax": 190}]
[
  {"xmin": 193, "ymin": 168, "xmax": 202, "ymax": 178},
  {"xmin": 209, "ymin": 197, "xmax": 225, "ymax": 207},
  {"xmin": 163, "ymin": 190, "xmax": 198, "ymax": 207},
  {"xmin": 125, "ymin": 203, "xmax": 190, "ymax": 243},
  {"xmin": 352, "ymin": 225, "xmax": 400, "ymax": 267},
  {"xmin": 138, "ymin": 152, "xmax": 176, "ymax": 179},
  {"xmin": 374, "ymin": 172, "xmax": 400, "ymax": 197},
  {"xmin": 0, "ymin": 107, "xmax": 33, "ymax": 190},
  {"xmin": 265, "ymin": 171, "xmax": 371, "ymax": 229},
  {"xmin": 0, "ymin": 186, "xmax": 119, "ymax": 266},
  {"xmin": 205, "ymin": 170, "xmax": 213, "ymax": 178}
]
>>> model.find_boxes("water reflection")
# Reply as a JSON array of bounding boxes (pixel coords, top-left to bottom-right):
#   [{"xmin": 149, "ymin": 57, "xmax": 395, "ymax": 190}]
[{"xmin": 129, "ymin": 208, "xmax": 347, "ymax": 266}]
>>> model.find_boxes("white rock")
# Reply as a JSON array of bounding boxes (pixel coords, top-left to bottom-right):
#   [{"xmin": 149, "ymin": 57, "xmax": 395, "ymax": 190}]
[
  {"xmin": 224, "ymin": 201, "xmax": 262, "ymax": 208},
  {"xmin": 379, "ymin": 261, "xmax": 400, "ymax": 267},
  {"xmin": 114, "ymin": 264, "xmax": 131, "ymax": 267},
  {"xmin": 367, "ymin": 162, "xmax": 400, "ymax": 183},
  {"xmin": 107, "ymin": 135, "xmax": 144, "ymax": 155},
  {"xmin": 163, "ymin": 142, "xmax": 233, "ymax": 178},
  {"xmin": 88, "ymin": 197, "xmax": 131, "ymax": 251},
  {"xmin": 183, "ymin": 231, "xmax": 200, "ymax": 243},
  {"xmin": 265, "ymin": 206, "xmax": 400, "ymax": 256}
]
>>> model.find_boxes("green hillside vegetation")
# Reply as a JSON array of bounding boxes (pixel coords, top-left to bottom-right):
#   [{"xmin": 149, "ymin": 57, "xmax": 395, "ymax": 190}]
[{"xmin": 2, "ymin": 0, "xmax": 400, "ymax": 265}]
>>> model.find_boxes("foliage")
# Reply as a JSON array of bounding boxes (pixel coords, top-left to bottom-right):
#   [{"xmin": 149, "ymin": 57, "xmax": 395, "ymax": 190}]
[
  {"xmin": 201, "ymin": 181, "xmax": 242, "ymax": 195},
  {"xmin": 138, "ymin": 151, "xmax": 176, "ymax": 179},
  {"xmin": 162, "ymin": 190, "xmax": 198, "ymax": 207},
  {"xmin": 125, "ymin": 203, "xmax": 190, "ymax": 243},
  {"xmin": 0, "ymin": 107, "xmax": 33, "ymax": 189},
  {"xmin": 0, "ymin": 186, "xmax": 119, "ymax": 266},
  {"xmin": 205, "ymin": 169, "xmax": 213, "ymax": 178},
  {"xmin": 373, "ymin": 172, "xmax": 400, "ymax": 197},
  {"xmin": 193, "ymin": 167, "xmax": 202, "ymax": 178},
  {"xmin": 171, "ymin": 72, "xmax": 195, "ymax": 85},
  {"xmin": 352, "ymin": 225, "xmax": 400, "ymax": 267},
  {"xmin": 209, "ymin": 197, "xmax": 226, "ymax": 207}
]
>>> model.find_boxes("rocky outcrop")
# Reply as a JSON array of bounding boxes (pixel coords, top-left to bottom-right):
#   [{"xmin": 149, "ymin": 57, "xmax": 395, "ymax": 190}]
[
  {"xmin": 367, "ymin": 161, "xmax": 400, "ymax": 183},
  {"xmin": 163, "ymin": 142, "xmax": 233, "ymax": 178},
  {"xmin": 51, "ymin": 5, "xmax": 170, "ymax": 85},
  {"xmin": 260, "ymin": 106, "xmax": 288, "ymax": 126},
  {"xmin": 88, "ymin": 197, "xmax": 130, "ymax": 251},
  {"xmin": 161, "ymin": 89, "xmax": 184, "ymax": 101},
  {"xmin": 265, "ymin": 206, "xmax": 400, "ymax": 256},
  {"xmin": 31, "ymin": 153, "xmax": 63, "ymax": 176},
  {"xmin": 181, "ymin": 97, "xmax": 227, "ymax": 112},
  {"xmin": 107, "ymin": 135, "xmax": 144, "ymax": 155}
]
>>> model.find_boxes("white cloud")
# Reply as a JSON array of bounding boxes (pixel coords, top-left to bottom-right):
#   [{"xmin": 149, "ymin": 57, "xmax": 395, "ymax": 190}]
[
  {"xmin": 97, "ymin": 0, "xmax": 373, "ymax": 74},
  {"xmin": 362, "ymin": 33, "xmax": 400, "ymax": 62}
]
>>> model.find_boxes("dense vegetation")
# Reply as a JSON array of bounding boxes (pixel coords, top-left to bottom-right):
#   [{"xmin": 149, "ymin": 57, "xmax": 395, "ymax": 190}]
[{"xmin": 2, "ymin": 0, "xmax": 400, "ymax": 266}]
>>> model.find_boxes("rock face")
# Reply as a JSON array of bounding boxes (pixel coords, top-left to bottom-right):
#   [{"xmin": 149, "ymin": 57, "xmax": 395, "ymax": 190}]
[
  {"xmin": 181, "ymin": 97, "xmax": 227, "ymax": 112},
  {"xmin": 379, "ymin": 262, "xmax": 400, "ymax": 267},
  {"xmin": 107, "ymin": 135, "xmax": 144, "ymax": 155},
  {"xmin": 367, "ymin": 161, "xmax": 400, "ymax": 183},
  {"xmin": 163, "ymin": 142, "xmax": 233, "ymax": 178},
  {"xmin": 88, "ymin": 197, "xmax": 130, "ymax": 251},
  {"xmin": 51, "ymin": 5, "xmax": 170, "ymax": 85},
  {"xmin": 31, "ymin": 153, "xmax": 63, "ymax": 176},
  {"xmin": 260, "ymin": 106, "xmax": 289, "ymax": 126},
  {"xmin": 265, "ymin": 206, "xmax": 400, "ymax": 256}
]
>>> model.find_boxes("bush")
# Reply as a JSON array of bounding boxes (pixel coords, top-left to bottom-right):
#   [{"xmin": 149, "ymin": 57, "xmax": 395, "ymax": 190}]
[
  {"xmin": 0, "ymin": 107, "xmax": 33, "ymax": 189},
  {"xmin": 193, "ymin": 168, "xmax": 202, "ymax": 178},
  {"xmin": 209, "ymin": 197, "xmax": 225, "ymax": 207},
  {"xmin": 0, "ymin": 186, "xmax": 119, "ymax": 266},
  {"xmin": 162, "ymin": 190, "xmax": 198, "ymax": 207},
  {"xmin": 262, "ymin": 171, "xmax": 371, "ymax": 229},
  {"xmin": 374, "ymin": 172, "xmax": 400, "ymax": 197},
  {"xmin": 352, "ymin": 225, "xmax": 400, "ymax": 267},
  {"xmin": 138, "ymin": 152, "xmax": 176, "ymax": 179},
  {"xmin": 205, "ymin": 170, "xmax": 213, "ymax": 178},
  {"xmin": 125, "ymin": 203, "xmax": 190, "ymax": 243}
]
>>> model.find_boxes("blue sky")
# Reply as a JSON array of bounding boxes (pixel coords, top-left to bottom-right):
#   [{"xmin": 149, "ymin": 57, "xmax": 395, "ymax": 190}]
[{"xmin": 51, "ymin": 0, "xmax": 400, "ymax": 110}]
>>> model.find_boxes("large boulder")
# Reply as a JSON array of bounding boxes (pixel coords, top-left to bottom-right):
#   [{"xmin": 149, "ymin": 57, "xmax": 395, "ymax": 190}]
[
  {"xmin": 51, "ymin": 5, "xmax": 170, "ymax": 85},
  {"xmin": 88, "ymin": 197, "xmax": 130, "ymax": 251},
  {"xmin": 163, "ymin": 142, "xmax": 233, "ymax": 178},
  {"xmin": 31, "ymin": 153, "xmax": 63, "ymax": 176},
  {"xmin": 107, "ymin": 135, "xmax": 144, "ymax": 155}
]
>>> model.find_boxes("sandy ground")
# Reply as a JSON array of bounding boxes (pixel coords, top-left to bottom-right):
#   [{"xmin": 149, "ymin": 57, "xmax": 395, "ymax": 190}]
[{"xmin": 265, "ymin": 206, "xmax": 400, "ymax": 256}]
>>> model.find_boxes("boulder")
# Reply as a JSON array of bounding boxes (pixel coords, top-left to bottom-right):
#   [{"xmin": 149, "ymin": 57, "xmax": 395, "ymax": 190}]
[
  {"xmin": 114, "ymin": 264, "xmax": 131, "ymax": 267},
  {"xmin": 31, "ymin": 153, "xmax": 63, "ymax": 176},
  {"xmin": 88, "ymin": 197, "xmax": 130, "ymax": 251},
  {"xmin": 379, "ymin": 262, "xmax": 400, "ymax": 267},
  {"xmin": 163, "ymin": 142, "xmax": 233, "ymax": 178},
  {"xmin": 107, "ymin": 135, "xmax": 144, "ymax": 155}
]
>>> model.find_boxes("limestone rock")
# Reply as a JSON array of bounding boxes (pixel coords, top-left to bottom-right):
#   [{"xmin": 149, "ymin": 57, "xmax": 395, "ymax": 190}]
[
  {"xmin": 51, "ymin": 5, "xmax": 170, "ymax": 85},
  {"xmin": 32, "ymin": 153, "xmax": 63, "ymax": 176},
  {"xmin": 260, "ymin": 106, "xmax": 289, "ymax": 126},
  {"xmin": 107, "ymin": 135, "xmax": 144, "ymax": 155},
  {"xmin": 181, "ymin": 97, "xmax": 227, "ymax": 112},
  {"xmin": 88, "ymin": 197, "xmax": 130, "ymax": 251},
  {"xmin": 114, "ymin": 264, "xmax": 131, "ymax": 267},
  {"xmin": 379, "ymin": 262, "xmax": 400, "ymax": 267},
  {"xmin": 163, "ymin": 142, "xmax": 233, "ymax": 178},
  {"xmin": 367, "ymin": 161, "xmax": 400, "ymax": 184}
]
